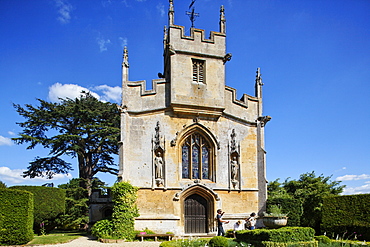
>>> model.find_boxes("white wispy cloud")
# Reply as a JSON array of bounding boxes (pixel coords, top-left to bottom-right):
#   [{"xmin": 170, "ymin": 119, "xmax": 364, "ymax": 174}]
[
  {"xmin": 0, "ymin": 166, "xmax": 72, "ymax": 184},
  {"xmin": 0, "ymin": 136, "xmax": 13, "ymax": 146},
  {"xmin": 55, "ymin": 0, "xmax": 73, "ymax": 24},
  {"xmin": 336, "ymin": 174, "xmax": 370, "ymax": 181},
  {"xmin": 7, "ymin": 131, "xmax": 15, "ymax": 136},
  {"xmin": 97, "ymin": 37, "xmax": 112, "ymax": 52},
  {"xmin": 157, "ymin": 3, "xmax": 165, "ymax": 17},
  {"xmin": 48, "ymin": 82, "xmax": 121, "ymax": 103},
  {"xmin": 94, "ymin": 85, "xmax": 121, "ymax": 103},
  {"xmin": 119, "ymin": 37, "xmax": 128, "ymax": 48},
  {"xmin": 48, "ymin": 82, "xmax": 100, "ymax": 102},
  {"xmin": 342, "ymin": 181, "xmax": 370, "ymax": 195}
]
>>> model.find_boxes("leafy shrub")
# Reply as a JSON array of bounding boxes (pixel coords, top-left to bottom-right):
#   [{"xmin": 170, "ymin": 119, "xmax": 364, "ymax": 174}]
[
  {"xmin": 10, "ymin": 186, "xmax": 65, "ymax": 234},
  {"xmin": 134, "ymin": 228, "xmax": 157, "ymax": 241},
  {"xmin": 314, "ymin": 235, "xmax": 331, "ymax": 244},
  {"xmin": 111, "ymin": 182, "xmax": 139, "ymax": 240},
  {"xmin": 226, "ymin": 229, "xmax": 235, "ymax": 238},
  {"xmin": 0, "ymin": 188, "xmax": 34, "ymax": 245},
  {"xmin": 90, "ymin": 182, "xmax": 139, "ymax": 240},
  {"xmin": 91, "ymin": 219, "xmax": 114, "ymax": 239},
  {"xmin": 159, "ymin": 239, "xmax": 209, "ymax": 247},
  {"xmin": 209, "ymin": 236, "xmax": 229, "ymax": 247},
  {"xmin": 237, "ymin": 227, "xmax": 315, "ymax": 243}
]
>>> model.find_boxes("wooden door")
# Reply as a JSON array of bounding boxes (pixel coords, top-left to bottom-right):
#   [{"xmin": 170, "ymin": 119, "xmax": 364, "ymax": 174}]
[{"xmin": 184, "ymin": 194, "xmax": 208, "ymax": 233}]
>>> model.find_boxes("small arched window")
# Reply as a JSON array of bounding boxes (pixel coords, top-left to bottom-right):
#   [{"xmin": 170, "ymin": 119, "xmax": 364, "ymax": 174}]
[{"xmin": 182, "ymin": 133, "xmax": 210, "ymax": 180}]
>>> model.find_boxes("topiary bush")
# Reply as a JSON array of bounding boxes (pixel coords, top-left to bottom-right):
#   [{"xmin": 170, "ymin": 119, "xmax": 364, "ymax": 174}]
[
  {"xmin": 321, "ymin": 194, "xmax": 370, "ymax": 240},
  {"xmin": 0, "ymin": 188, "xmax": 34, "ymax": 245},
  {"xmin": 159, "ymin": 239, "xmax": 209, "ymax": 247},
  {"xmin": 10, "ymin": 186, "xmax": 66, "ymax": 234},
  {"xmin": 237, "ymin": 227, "xmax": 315, "ymax": 243},
  {"xmin": 209, "ymin": 236, "xmax": 229, "ymax": 247},
  {"xmin": 314, "ymin": 235, "xmax": 331, "ymax": 244}
]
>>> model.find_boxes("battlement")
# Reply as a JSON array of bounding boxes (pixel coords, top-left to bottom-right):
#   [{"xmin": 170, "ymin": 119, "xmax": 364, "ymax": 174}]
[{"xmin": 168, "ymin": 25, "xmax": 225, "ymax": 58}]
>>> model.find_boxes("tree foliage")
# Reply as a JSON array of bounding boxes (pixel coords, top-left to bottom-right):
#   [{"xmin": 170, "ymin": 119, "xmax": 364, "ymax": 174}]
[
  {"xmin": 91, "ymin": 182, "xmax": 139, "ymax": 240},
  {"xmin": 57, "ymin": 178, "xmax": 108, "ymax": 230},
  {"xmin": 0, "ymin": 181, "xmax": 6, "ymax": 189},
  {"xmin": 13, "ymin": 92, "xmax": 120, "ymax": 194},
  {"xmin": 267, "ymin": 171, "xmax": 345, "ymax": 233}
]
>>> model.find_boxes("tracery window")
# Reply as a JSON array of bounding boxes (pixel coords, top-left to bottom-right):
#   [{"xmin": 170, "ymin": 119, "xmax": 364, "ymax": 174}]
[
  {"xmin": 182, "ymin": 133, "xmax": 210, "ymax": 180},
  {"xmin": 192, "ymin": 59, "xmax": 205, "ymax": 84}
]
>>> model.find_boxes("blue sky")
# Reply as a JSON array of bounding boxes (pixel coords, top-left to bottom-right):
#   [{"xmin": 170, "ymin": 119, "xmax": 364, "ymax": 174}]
[{"xmin": 0, "ymin": 0, "xmax": 369, "ymax": 195}]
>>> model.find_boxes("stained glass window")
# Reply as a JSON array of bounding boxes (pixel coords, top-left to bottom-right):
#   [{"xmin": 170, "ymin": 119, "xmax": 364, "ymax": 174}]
[
  {"xmin": 182, "ymin": 145, "xmax": 189, "ymax": 179},
  {"xmin": 202, "ymin": 146, "xmax": 209, "ymax": 179},
  {"xmin": 181, "ymin": 133, "xmax": 211, "ymax": 180}
]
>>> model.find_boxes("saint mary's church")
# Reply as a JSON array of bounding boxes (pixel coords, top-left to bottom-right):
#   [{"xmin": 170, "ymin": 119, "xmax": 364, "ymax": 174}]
[{"xmin": 90, "ymin": 0, "xmax": 271, "ymax": 236}]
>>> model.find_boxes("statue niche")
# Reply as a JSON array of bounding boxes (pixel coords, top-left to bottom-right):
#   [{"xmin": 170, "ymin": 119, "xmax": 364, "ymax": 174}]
[
  {"xmin": 153, "ymin": 121, "xmax": 165, "ymax": 187},
  {"xmin": 229, "ymin": 129, "xmax": 240, "ymax": 189}
]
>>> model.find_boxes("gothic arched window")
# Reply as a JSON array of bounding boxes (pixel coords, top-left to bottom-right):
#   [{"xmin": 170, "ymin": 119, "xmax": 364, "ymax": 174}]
[{"xmin": 182, "ymin": 133, "xmax": 211, "ymax": 180}]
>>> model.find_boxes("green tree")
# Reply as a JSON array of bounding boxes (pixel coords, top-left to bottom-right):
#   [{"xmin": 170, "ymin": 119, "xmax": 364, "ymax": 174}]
[
  {"xmin": 267, "ymin": 171, "xmax": 345, "ymax": 233},
  {"xmin": 0, "ymin": 181, "xmax": 6, "ymax": 188},
  {"xmin": 57, "ymin": 178, "xmax": 108, "ymax": 230},
  {"xmin": 12, "ymin": 92, "xmax": 120, "ymax": 195}
]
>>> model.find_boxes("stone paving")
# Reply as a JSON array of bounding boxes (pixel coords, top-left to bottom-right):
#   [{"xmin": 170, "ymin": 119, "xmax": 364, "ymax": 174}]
[{"xmin": 25, "ymin": 236, "xmax": 162, "ymax": 247}]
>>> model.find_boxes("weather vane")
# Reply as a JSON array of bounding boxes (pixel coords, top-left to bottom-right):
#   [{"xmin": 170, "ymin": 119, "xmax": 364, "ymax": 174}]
[{"xmin": 186, "ymin": 0, "xmax": 199, "ymax": 28}]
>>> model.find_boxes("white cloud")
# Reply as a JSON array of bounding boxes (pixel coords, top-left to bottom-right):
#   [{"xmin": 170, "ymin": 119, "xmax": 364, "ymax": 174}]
[
  {"xmin": 48, "ymin": 82, "xmax": 120, "ymax": 103},
  {"xmin": 7, "ymin": 131, "xmax": 16, "ymax": 136},
  {"xmin": 94, "ymin": 85, "xmax": 121, "ymax": 103},
  {"xmin": 48, "ymin": 82, "xmax": 100, "ymax": 102},
  {"xmin": 119, "ymin": 37, "xmax": 128, "ymax": 48},
  {"xmin": 0, "ymin": 166, "xmax": 72, "ymax": 184},
  {"xmin": 156, "ymin": 3, "xmax": 165, "ymax": 17},
  {"xmin": 97, "ymin": 37, "xmax": 111, "ymax": 52},
  {"xmin": 336, "ymin": 174, "xmax": 370, "ymax": 181},
  {"xmin": 0, "ymin": 136, "xmax": 13, "ymax": 146},
  {"xmin": 55, "ymin": 0, "xmax": 73, "ymax": 24},
  {"xmin": 342, "ymin": 182, "xmax": 370, "ymax": 195}
]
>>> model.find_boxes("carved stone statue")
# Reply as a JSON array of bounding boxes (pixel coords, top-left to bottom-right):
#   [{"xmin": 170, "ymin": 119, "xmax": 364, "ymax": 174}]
[
  {"xmin": 231, "ymin": 156, "xmax": 238, "ymax": 181},
  {"xmin": 154, "ymin": 151, "xmax": 163, "ymax": 179}
]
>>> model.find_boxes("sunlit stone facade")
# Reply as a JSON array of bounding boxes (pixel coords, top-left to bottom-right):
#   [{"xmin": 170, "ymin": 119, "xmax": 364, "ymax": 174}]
[{"xmin": 118, "ymin": 1, "xmax": 270, "ymax": 235}]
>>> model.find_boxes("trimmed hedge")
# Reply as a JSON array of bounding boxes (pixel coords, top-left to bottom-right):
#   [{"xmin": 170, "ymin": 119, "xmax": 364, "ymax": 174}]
[
  {"xmin": 321, "ymin": 194, "xmax": 370, "ymax": 240},
  {"xmin": 0, "ymin": 188, "xmax": 34, "ymax": 245},
  {"xmin": 10, "ymin": 186, "xmax": 65, "ymax": 233},
  {"xmin": 245, "ymin": 240, "xmax": 318, "ymax": 247},
  {"xmin": 267, "ymin": 197, "xmax": 303, "ymax": 226},
  {"xmin": 237, "ymin": 227, "xmax": 315, "ymax": 242}
]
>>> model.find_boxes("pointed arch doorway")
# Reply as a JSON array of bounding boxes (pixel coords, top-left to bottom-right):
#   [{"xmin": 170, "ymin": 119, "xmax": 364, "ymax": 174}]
[{"xmin": 184, "ymin": 194, "xmax": 208, "ymax": 234}]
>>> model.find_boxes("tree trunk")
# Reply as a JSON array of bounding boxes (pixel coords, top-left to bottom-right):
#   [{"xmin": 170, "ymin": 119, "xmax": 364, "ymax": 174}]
[{"xmin": 78, "ymin": 153, "xmax": 93, "ymax": 196}]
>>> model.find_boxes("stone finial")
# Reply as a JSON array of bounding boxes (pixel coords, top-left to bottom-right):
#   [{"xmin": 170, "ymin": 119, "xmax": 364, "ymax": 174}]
[
  {"xmin": 219, "ymin": 5, "xmax": 226, "ymax": 33},
  {"xmin": 169, "ymin": 0, "xmax": 174, "ymax": 26},
  {"xmin": 256, "ymin": 67, "xmax": 263, "ymax": 86},
  {"xmin": 123, "ymin": 46, "xmax": 129, "ymax": 68},
  {"xmin": 255, "ymin": 67, "xmax": 263, "ymax": 98},
  {"xmin": 122, "ymin": 46, "xmax": 129, "ymax": 82}
]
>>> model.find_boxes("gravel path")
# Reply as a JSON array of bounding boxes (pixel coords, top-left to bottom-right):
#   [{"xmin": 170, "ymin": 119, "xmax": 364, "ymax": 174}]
[{"xmin": 28, "ymin": 236, "xmax": 162, "ymax": 247}]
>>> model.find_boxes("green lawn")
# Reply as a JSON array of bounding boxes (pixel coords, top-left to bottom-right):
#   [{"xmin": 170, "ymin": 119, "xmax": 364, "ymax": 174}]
[{"xmin": 26, "ymin": 231, "xmax": 86, "ymax": 245}]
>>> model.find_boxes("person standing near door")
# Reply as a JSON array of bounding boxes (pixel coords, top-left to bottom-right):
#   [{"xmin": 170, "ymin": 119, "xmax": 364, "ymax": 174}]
[{"xmin": 216, "ymin": 209, "xmax": 229, "ymax": 236}]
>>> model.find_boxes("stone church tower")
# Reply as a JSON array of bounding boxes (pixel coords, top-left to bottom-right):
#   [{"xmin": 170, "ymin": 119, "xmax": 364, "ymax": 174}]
[{"xmin": 118, "ymin": 0, "xmax": 270, "ymax": 235}]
